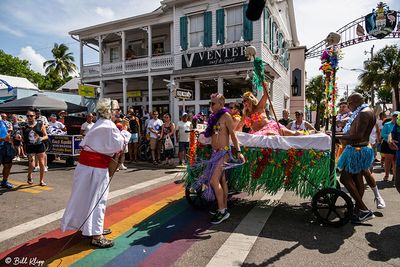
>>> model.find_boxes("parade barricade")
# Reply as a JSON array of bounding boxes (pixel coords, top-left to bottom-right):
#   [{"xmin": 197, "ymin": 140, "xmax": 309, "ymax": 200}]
[{"xmin": 184, "ymin": 132, "xmax": 353, "ymax": 227}]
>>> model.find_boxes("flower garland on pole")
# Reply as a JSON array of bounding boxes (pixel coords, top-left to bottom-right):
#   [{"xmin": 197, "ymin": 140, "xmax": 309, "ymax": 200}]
[{"xmin": 319, "ymin": 45, "xmax": 342, "ymax": 180}]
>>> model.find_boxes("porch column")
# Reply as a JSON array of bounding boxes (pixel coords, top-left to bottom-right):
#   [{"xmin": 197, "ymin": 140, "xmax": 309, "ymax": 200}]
[
  {"xmin": 147, "ymin": 25, "xmax": 152, "ymax": 70},
  {"xmin": 148, "ymin": 75, "xmax": 153, "ymax": 112},
  {"xmin": 218, "ymin": 76, "xmax": 223, "ymax": 94},
  {"xmin": 169, "ymin": 75, "xmax": 174, "ymax": 118},
  {"xmin": 98, "ymin": 35, "xmax": 103, "ymax": 77},
  {"xmin": 195, "ymin": 79, "xmax": 200, "ymax": 114},
  {"xmin": 123, "ymin": 78, "xmax": 127, "ymax": 114},
  {"xmin": 121, "ymin": 31, "xmax": 126, "ymax": 74},
  {"xmin": 79, "ymin": 39, "xmax": 83, "ymax": 79},
  {"xmin": 100, "ymin": 80, "xmax": 105, "ymax": 98}
]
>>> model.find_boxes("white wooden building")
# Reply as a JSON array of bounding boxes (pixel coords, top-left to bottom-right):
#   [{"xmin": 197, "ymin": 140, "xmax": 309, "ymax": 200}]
[{"xmin": 70, "ymin": 0, "xmax": 305, "ymax": 122}]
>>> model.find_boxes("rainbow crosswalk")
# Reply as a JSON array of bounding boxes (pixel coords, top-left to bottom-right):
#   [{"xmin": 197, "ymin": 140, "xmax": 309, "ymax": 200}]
[{"xmin": 0, "ymin": 182, "xmax": 212, "ymax": 267}]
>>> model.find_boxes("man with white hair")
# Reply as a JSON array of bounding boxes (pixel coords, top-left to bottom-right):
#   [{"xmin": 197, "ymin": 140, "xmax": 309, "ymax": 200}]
[{"xmin": 61, "ymin": 98, "xmax": 125, "ymax": 248}]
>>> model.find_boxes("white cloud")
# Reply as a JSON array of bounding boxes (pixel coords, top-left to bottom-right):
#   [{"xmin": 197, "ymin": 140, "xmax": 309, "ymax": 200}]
[
  {"xmin": 18, "ymin": 46, "xmax": 47, "ymax": 75},
  {"xmin": 95, "ymin": 7, "xmax": 114, "ymax": 19},
  {"xmin": 0, "ymin": 23, "xmax": 24, "ymax": 37}
]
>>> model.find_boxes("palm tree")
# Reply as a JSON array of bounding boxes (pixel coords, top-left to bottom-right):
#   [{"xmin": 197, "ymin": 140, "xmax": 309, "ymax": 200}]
[
  {"xmin": 305, "ymin": 75, "xmax": 326, "ymax": 130},
  {"xmin": 43, "ymin": 43, "xmax": 77, "ymax": 79},
  {"xmin": 358, "ymin": 57, "xmax": 383, "ymax": 105},
  {"xmin": 374, "ymin": 45, "xmax": 400, "ymax": 110}
]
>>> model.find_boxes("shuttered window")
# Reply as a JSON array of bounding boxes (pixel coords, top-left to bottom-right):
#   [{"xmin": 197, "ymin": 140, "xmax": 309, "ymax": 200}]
[
  {"xmin": 226, "ymin": 6, "xmax": 243, "ymax": 43},
  {"xmin": 216, "ymin": 8, "xmax": 225, "ymax": 44},
  {"xmin": 243, "ymin": 4, "xmax": 253, "ymax": 41},
  {"xmin": 189, "ymin": 14, "xmax": 204, "ymax": 48},
  {"xmin": 180, "ymin": 16, "xmax": 188, "ymax": 50},
  {"xmin": 264, "ymin": 8, "xmax": 271, "ymax": 46},
  {"xmin": 204, "ymin": 11, "xmax": 212, "ymax": 47}
]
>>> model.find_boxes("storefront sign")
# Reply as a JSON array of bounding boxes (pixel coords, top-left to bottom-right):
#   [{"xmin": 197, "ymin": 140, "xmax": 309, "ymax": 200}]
[
  {"xmin": 175, "ymin": 88, "xmax": 193, "ymax": 99},
  {"xmin": 47, "ymin": 135, "xmax": 82, "ymax": 156},
  {"xmin": 365, "ymin": 3, "xmax": 397, "ymax": 39},
  {"xmin": 182, "ymin": 46, "xmax": 248, "ymax": 68},
  {"xmin": 127, "ymin": 90, "xmax": 141, "ymax": 97},
  {"xmin": 78, "ymin": 84, "xmax": 96, "ymax": 97}
]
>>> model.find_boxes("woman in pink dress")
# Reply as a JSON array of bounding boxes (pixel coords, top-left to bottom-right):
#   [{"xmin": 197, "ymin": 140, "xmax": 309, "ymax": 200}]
[{"xmin": 238, "ymin": 82, "xmax": 298, "ymax": 136}]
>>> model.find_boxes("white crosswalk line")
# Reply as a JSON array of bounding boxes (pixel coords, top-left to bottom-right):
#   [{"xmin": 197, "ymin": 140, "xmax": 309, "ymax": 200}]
[
  {"xmin": 207, "ymin": 190, "xmax": 284, "ymax": 267},
  {"xmin": 0, "ymin": 173, "xmax": 179, "ymax": 243}
]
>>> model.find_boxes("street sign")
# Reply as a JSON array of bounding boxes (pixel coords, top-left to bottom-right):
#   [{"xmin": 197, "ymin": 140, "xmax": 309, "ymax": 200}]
[
  {"xmin": 175, "ymin": 88, "xmax": 193, "ymax": 100},
  {"xmin": 78, "ymin": 84, "xmax": 96, "ymax": 97}
]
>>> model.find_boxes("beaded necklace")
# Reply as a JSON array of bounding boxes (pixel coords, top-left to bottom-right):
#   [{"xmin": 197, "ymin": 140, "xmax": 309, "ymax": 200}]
[{"xmin": 342, "ymin": 103, "xmax": 369, "ymax": 134}]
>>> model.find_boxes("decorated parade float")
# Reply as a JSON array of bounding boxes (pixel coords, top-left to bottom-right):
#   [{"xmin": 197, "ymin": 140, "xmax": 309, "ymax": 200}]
[{"xmin": 184, "ymin": 45, "xmax": 354, "ymax": 227}]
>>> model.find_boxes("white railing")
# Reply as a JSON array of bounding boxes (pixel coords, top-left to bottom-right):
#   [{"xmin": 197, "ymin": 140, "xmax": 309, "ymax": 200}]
[
  {"xmin": 102, "ymin": 62, "xmax": 123, "ymax": 75},
  {"xmin": 151, "ymin": 55, "xmax": 174, "ymax": 69},
  {"xmin": 82, "ymin": 54, "xmax": 174, "ymax": 78},
  {"xmin": 82, "ymin": 64, "xmax": 100, "ymax": 77},
  {"xmin": 125, "ymin": 57, "xmax": 148, "ymax": 72}
]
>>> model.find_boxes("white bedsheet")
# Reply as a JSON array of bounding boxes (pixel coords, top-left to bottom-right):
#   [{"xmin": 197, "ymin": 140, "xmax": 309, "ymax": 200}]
[{"xmin": 198, "ymin": 132, "xmax": 331, "ymax": 151}]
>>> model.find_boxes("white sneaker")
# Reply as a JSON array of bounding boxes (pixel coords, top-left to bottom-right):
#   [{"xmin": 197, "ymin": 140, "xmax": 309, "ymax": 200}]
[
  {"xmin": 120, "ymin": 164, "xmax": 127, "ymax": 170},
  {"xmin": 33, "ymin": 166, "xmax": 40, "ymax": 172},
  {"xmin": 375, "ymin": 197, "xmax": 386, "ymax": 209},
  {"xmin": 45, "ymin": 166, "xmax": 48, "ymax": 172},
  {"xmin": 13, "ymin": 156, "xmax": 20, "ymax": 161}
]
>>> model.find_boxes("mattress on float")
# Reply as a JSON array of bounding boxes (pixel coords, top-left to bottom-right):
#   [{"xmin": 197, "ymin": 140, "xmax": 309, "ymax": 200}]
[{"xmin": 198, "ymin": 132, "xmax": 331, "ymax": 151}]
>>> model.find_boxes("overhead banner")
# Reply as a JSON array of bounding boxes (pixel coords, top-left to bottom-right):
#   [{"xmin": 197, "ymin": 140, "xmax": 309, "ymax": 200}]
[
  {"xmin": 182, "ymin": 45, "xmax": 248, "ymax": 68},
  {"xmin": 127, "ymin": 91, "xmax": 141, "ymax": 97},
  {"xmin": 365, "ymin": 3, "xmax": 397, "ymax": 39},
  {"xmin": 78, "ymin": 84, "xmax": 96, "ymax": 98}
]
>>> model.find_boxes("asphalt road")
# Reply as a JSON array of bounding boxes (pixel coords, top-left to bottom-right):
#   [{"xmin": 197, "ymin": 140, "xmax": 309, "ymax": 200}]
[{"xmin": 1, "ymin": 159, "xmax": 399, "ymax": 266}]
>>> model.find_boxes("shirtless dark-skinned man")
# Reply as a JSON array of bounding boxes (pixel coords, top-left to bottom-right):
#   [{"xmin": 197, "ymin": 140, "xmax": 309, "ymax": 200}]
[{"xmin": 337, "ymin": 93, "xmax": 376, "ymax": 223}]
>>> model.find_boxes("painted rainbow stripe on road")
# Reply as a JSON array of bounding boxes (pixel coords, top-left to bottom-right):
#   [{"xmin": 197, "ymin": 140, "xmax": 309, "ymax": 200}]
[{"xmin": 0, "ymin": 182, "xmax": 212, "ymax": 267}]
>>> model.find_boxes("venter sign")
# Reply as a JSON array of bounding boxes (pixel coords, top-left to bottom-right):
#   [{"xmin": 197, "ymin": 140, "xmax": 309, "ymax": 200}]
[{"xmin": 182, "ymin": 45, "xmax": 248, "ymax": 68}]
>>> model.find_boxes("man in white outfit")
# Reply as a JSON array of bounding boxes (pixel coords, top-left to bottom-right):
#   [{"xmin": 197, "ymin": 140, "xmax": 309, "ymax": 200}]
[{"xmin": 61, "ymin": 98, "xmax": 125, "ymax": 248}]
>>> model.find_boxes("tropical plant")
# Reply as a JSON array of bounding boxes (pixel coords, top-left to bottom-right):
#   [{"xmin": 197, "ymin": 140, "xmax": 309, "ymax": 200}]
[
  {"xmin": 305, "ymin": 75, "xmax": 326, "ymax": 130},
  {"xmin": 359, "ymin": 45, "xmax": 400, "ymax": 110},
  {"xmin": 43, "ymin": 43, "xmax": 77, "ymax": 79}
]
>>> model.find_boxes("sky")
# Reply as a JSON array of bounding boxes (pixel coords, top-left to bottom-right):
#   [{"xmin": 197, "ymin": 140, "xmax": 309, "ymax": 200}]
[{"xmin": 0, "ymin": 0, "xmax": 399, "ymax": 97}]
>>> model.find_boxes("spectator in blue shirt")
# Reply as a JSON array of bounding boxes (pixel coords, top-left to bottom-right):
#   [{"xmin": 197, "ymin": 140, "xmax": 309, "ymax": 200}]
[
  {"xmin": 0, "ymin": 117, "xmax": 14, "ymax": 188},
  {"xmin": 389, "ymin": 115, "xmax": 400, "ymax": 193},
  {"xmin": 380, "ymin": 112, "xmax": 398, "ymax": 181}
]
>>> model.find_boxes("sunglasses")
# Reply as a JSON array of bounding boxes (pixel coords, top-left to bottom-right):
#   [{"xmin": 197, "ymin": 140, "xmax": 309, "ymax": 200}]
[{"xmin": 26, "ymin": 114, "xmax": 35, "ymax": 117}]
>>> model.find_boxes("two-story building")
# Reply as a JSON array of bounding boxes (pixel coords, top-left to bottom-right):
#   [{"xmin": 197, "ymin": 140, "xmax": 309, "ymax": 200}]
[{"xmin": 70, "ymin": 0, "xmax": 305, "ymax": 122}]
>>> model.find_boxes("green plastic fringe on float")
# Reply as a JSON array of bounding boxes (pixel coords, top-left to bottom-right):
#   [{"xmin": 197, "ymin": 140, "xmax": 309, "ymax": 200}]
[
  {"xmin": 252, "ymin": 57, "xmax": 265, "ymax": 93},
  {"xmin": 185, "ymin": 145, "xmax": 335, "ymax": 199}
]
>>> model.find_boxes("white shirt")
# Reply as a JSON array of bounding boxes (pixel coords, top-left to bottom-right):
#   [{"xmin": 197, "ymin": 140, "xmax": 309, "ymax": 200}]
[
  {"xmin": 81, "ymin": 121, "xmax": 94, "ymax": 136},
  {"xmin": 147, "ymin": 119, "xmax": 163, "ymax": 138},
  {"xmin": 49, "ymin": 121, "xmax": 65, "ymax": 129},
  {"xmin": 38, "ymin": 115, "xmax": 48, "ymax": 126},
  {"xmin": 290, "ymin": 121, "xmax": 307, "ymax": 131},
  {"xmin": 177, "ymin": 121, "xmax": 192, "ymax": 142},
  {"xmin": 369, "ymin": 125, "xmax": 377, "ymax": 145}
]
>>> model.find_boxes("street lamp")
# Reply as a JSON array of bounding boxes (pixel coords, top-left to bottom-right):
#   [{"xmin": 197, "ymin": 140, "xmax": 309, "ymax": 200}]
[{"xmin": 291, "ymin": 77, "xmax": 299, "ymax": 96}]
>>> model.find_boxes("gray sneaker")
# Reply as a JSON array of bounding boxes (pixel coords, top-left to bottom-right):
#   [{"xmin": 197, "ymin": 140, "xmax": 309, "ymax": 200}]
[
  {"xmin": 211, "ymin": 210, "xmax": 230, "ymax": 224},
  {"xmin": 358, "ymin": 210, "xmax": 375, "ymax": 222}
]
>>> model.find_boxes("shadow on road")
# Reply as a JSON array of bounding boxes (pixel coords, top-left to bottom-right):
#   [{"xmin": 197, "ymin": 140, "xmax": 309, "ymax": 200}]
[
  {"xmin": 366, "ymin": 224, "xmax": 400, "ymax": 262},
  {"xmin": 242, "ymin": 201, "xmax": 356, "ymax": 267}
]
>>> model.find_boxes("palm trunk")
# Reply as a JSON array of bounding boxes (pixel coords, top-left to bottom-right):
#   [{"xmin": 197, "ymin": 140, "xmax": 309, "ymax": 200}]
[{"xmin": 314, "ymin": 100, "xmax": 321, "ymax": 131}]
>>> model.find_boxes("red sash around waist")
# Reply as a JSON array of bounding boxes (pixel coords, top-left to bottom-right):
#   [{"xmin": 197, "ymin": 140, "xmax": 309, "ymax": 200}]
[{"xmin": 79, "ymin": 150, "xmax": 111, "ymax": 168}]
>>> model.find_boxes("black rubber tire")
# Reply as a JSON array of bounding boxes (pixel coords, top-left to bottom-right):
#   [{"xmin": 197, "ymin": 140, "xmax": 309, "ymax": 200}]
[
  {"xmin": 312, "ymin": 188, "xmax": 353, "ymax": 227},
  {"xmin": 47, "ymin": 154, "xmax": 55, "ymax": 164},
  {"xmin": 185, "ymin": 184, "xmax": 212, "ymax": 210},
  {"xmin": 65, "ymin": 157, "xmax": 75, "ymax": 167}
]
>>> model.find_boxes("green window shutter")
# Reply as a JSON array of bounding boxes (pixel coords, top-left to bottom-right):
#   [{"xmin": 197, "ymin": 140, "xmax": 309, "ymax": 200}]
[
  {"xmin": 216, "ymin": 9, "xmax": 225, "ymax": 44},
  {"xmin": 204, "ymin": 11, "xmax": 212, "ymax": 47},
  {"xmin": 180, "ymin": 16, "xmax": 188, "ymax": 50},
  {"xmin": 264, "ymin": 8, "xmax": 270, "ymax": 45},
  {"xmin": 278, "ymin": 32, "xmax": 283, "ymax": 63},
  {"xmin": 271, "ymin": 22, "xmax": 276, "ymax": 52},
  {"xmin": 243, "ymin": 4, "xmax": 253, "ymax": 41}
]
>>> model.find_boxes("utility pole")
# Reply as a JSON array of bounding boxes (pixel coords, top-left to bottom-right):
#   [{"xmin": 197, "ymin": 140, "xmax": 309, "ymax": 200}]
[{"xmin": 365, "ymin": 45, "xmax": 375, "ymax": 106}]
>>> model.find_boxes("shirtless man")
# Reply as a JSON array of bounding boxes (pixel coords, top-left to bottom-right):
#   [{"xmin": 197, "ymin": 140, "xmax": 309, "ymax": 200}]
[
  {"xmin": 200, "ymin": 93, "xmax": 245, "ymax": 224},
  {"xmin": 337, "ymin": 93, "xmax": 376, "ymax": 222}
]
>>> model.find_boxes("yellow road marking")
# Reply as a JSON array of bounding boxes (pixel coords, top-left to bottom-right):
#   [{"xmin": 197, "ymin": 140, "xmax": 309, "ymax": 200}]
[{"xmin": 5, "ymin": 180, "xmax": 53, "ymax": 193}]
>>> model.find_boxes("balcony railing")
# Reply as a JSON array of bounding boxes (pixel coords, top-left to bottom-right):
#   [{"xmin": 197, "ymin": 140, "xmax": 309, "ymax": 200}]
[{"xmin": 82, "ymin": 54, "xmax": 174, "ymax": 78}]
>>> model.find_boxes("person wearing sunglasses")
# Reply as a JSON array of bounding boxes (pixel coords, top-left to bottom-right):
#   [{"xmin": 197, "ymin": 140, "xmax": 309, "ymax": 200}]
[
  {"xmin": 22, "ymin": 109, "xmax": 48, "ymax": 186},
  {"xmin": 228, "ymin": 102, "xmax": 242, "ymax": 131},
  {"xmin": 197, "ymin": 93, "xmax": 245, "ymax": 224}
]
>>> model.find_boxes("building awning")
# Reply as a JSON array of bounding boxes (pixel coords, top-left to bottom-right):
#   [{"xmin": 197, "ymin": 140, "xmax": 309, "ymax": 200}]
[{"xmin": 0, "ymin": 95, "xmax": 16, "ymax": 104}]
